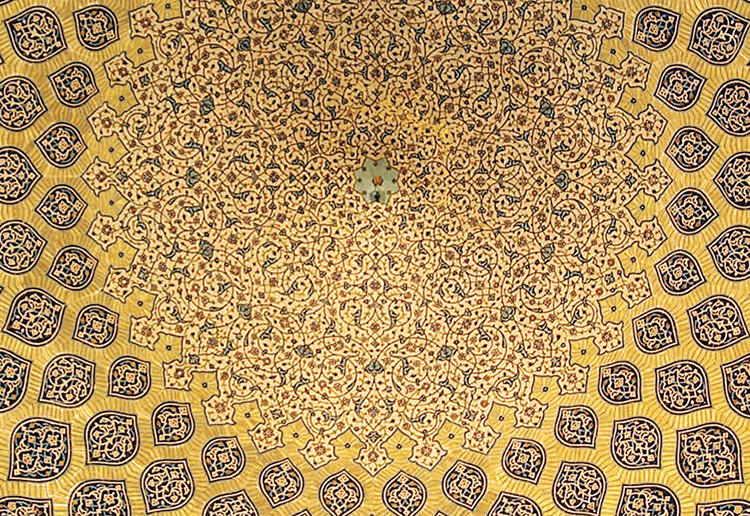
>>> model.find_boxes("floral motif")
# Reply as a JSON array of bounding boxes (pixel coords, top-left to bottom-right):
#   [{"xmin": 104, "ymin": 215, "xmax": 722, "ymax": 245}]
[
  {"xmin": 488, "ymin": 493, "xmax": 542, "ymax": 516},
  {"xmin": 108, "ymin": 356, "xmax": 151, "ymax": 399},
  {"xmin": 676, "ymin": 423, "xmax": 743, "ymax": 488},
  {"xmin": 140, "ymin": 459, "xmax": 195, "ymax": 513},
  {"xmin": 69, "ymin": 480, "xmax": 131, "ymax": 516},
  {"xmin": 688, "ymin": 295, "xmax": 748, "ymax": 350},
  {"xmin": 202, "ymin": 490, "xmax": 258, "ymax": 516},
  {"xmin": 382, "ymin": 471, "xmax": 427, "ymax": 516},
  {"xmin": 697, "ymin": 500, "xmax": 750, "ymax": 516},
  {"xmin": 0, "ymin": 348, "xmax": 30, "ymax": 413},
  {"xmin": 715, "ymin": 152, "xmax": 750, "ymax": 210},
  {"xmin": 0, "ymin": 220, "xmax": 46, "ymax": 274},
  {"xmin": 632, "ymin": 308, "xmax": 679, "ymax": 354},
  {"xmin": 0, "ymin": 77, "xmax": 46, "ymax": 131},
  {"xmin": 0, "ymin": 147, "xmax": 41, "ymax": 204},
  {"xmin": 73, "ymin": 304, "xmax": 119, "ymax": 348},
  {"xmin": 552, "ymin": 462, "xmax": 607, "ymax": 516},
  {"xmin": 666, "ymin": 126, "xmax": 718, "ymax": 173},
  {"xmin": 84, "ymin": 411, "xmax": 139, "ymax": 465},
  {"xmin": 3, "ymin": 288, "xmax": 65, "ymax": 346},
  {"xmin": 689, "ymin": 8, "xmax": 750, "ymax": 65},
  {"xmin": 152, "ymin": 401, "xmax": 195, "ymax": 445},
  {"xmin": 74, "ymin": 5, "xmax": 119, "ymax": 51},
  {"xmin": 655, "ymin": 360, "xmax": 711, "ymax": 414},
  {"xmin": 501, "ymin": 438, "xmax": 546, "ymax": 484},
  {"xmin": 4, "ymin": 6, "xmax": 66, "ymax": 62},
  {"xmin": 442, "ymin": 460, "xmax": 487, "ymax": 510},
  {"xmin": 48, "ymin": 63, "xmax": 98, "ymax": 107},
  {"xmin": 708, "ymin": 225, "xmax": 750, "ymax": 281},
  {"xmin": 0, "ymin": 497, "xmax": 52, "ymax": 516},
  {"xmin": 35, "ymin": 185, "xmax": 88, "ymax": 230},
  {"xmin": 655, "ymin": 65, "xmax": 705, "ymax": 111},
  {"xmin": 598, "ymin": 361, "xmax": 642, "ymax": 405},
  {"xmin": 722, "ymin": 353, "xmax": 750, "ymax": 418},
  {"xmin": 35, "ymin": 123, "xmax": 87, "ymax": 168},
  {"xmin": 655, "ymin": 250, "xmax": 705, "ymax": 296},
  {"xmin": 633, "ymin": 7, "xmax": 680, "ymax": 51},
  {"xmin": 319, "ymin": 470, "xmax": 364, "ymax": 516},
  {"xmin": 202, "ymin": 436, "xmax": 245, "ymax": 482},
  {"xmin": 8, "ymin": 418, "xmax": 71, "ymax": 482},
  {"xmin": 611, "ymin": 418, "xmax": 662, "ymax": 470},
  {"xmin": 47, "ymin": 245, "xmax": 98, "ymax": 290},
  {"xmin": 38, "ymin": 354, "xmax": 95, "ymax": 408},
  {"xmin": 615, "ymin": 484, "xmax": 679, "ymax": 516},
  {"xmin": 554, "ymin": 405, "xmax": 598, "ymax": 448},
  {"xmin": 258, "ymin": 458, "xmax": 304, "ymax": 508},
  {"xmin": 666, "ymin": 188, "xmax": 718, "ymax": 235},
  {"xmin": 708, "ymin": 80, "xmax": 750, "ymax": 137}
]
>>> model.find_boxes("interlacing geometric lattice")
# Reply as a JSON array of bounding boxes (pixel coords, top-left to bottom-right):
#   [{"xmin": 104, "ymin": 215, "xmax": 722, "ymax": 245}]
[{"xmin": 0, "ymin": 0, "xmax": 749, "ymax": 514}]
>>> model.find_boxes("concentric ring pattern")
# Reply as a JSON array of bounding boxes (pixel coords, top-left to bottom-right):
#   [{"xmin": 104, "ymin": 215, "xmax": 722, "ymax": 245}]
[{"xmin": 0, "ymin": 0, "xmax": 748, "ymax": 515}]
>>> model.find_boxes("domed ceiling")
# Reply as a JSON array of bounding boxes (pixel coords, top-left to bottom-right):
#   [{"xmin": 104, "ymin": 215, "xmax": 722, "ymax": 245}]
[{"xmin": 0, "ymin": 0, "xmax": 748, "ymax": 515}]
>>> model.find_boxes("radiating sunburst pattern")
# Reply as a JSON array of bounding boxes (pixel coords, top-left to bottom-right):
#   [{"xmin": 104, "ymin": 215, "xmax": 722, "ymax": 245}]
[{"xmin": 0, "ymin": 0, "xmax": 748, "ymax": 515}]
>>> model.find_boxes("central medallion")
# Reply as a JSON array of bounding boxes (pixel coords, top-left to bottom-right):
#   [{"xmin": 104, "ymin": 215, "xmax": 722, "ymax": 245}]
[{"xmin": 354, "ymin": 157, "xmax": 399, "ymax": 204}]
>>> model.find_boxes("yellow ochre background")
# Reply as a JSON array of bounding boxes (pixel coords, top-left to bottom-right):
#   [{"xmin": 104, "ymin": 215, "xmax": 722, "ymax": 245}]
[{"xmin": 0, "ymin": 0, "xmax": 748, "ymax": 514}]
